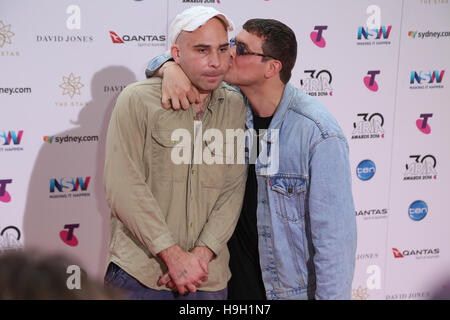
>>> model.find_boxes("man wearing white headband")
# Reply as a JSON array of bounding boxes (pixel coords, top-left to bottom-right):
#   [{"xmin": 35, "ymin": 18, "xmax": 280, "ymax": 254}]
[{"xmin": 104, "ymin": 6, "xmax": 247, "ymax": 300}]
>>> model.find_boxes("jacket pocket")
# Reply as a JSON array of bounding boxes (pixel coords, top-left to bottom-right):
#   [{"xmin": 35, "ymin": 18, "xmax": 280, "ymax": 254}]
[
  {"xmin": 269, "ymin": 176, "xmax": 306, "ymax": 224},
  {"xmin": 151, "ymin": 129, "xmax": 188, "ymax": 182},
  {"xmin": 199, "ymin": 139, "xmax": 231, "ymax": 189}
]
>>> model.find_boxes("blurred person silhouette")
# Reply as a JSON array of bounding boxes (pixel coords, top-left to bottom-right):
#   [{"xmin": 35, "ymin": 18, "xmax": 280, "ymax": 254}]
[{"xmin": 0, "ymin": 249, "xmax": 123, "ymax": 300}]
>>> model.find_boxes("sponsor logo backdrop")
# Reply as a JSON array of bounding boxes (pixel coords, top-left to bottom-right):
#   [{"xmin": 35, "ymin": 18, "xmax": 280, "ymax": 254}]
[{"xmin": 1, "ymin": 0, "xmax": 449, "ymax": 299}]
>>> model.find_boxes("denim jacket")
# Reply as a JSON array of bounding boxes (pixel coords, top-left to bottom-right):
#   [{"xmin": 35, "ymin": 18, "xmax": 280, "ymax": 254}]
[
  {"xmin": 145, "ymin": 57, "xmax": 357, "ymax": 300},
  {"xmin": 246, "ymin": 84, "xmax": 356, "ymax": 300}
]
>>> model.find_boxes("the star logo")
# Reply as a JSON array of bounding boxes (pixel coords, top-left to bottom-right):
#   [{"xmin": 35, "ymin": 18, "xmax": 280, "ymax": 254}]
[
  {"xmin": 59, "ymin": 73, "xmax": 84, "ymax": 99},
  {"xmin": 352, "ymin": 286, "xmax": 370, "ymax": 300},
  {"xmin": 0, "ymin": 21, "xmax": 15, "ymax": 48}
]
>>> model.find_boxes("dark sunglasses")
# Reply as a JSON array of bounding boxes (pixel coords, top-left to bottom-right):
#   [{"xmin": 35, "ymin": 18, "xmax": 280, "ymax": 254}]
[{"xmin": 229, "ymin": 38, "xmax": 277, "ymax": 60}]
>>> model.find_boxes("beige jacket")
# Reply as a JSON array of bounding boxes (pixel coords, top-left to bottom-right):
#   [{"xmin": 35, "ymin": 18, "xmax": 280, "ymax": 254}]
[{"xmin": 104, "ymin": 78, "xmax": 247, "ymax": 291}]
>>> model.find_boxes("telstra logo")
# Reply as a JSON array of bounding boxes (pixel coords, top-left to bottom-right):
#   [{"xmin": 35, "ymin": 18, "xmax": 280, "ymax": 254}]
[
  {"xmin": 0, "ymin": 179, "xmax": 13, "ymax": 203},
  {"xmin": 60, "ymin": 224, "xmax": 80, "ymax": 247},
  {"xmin": 310, "ymin": 26, "xmax": 328, "ymax": 48},
  {"xmin": 416, "ymin": 113, "xmax": 433, "ymax": 134},
  {"xmin": 364, "ymin": 70, "xmax": 380, "ymax": 91}
]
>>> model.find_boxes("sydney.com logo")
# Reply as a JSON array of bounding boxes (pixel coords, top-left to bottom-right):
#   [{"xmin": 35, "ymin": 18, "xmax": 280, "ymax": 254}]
[
  {"xmin": 408, "ymin": 30, "xmax": 450, "ymax": 39},
  {"xmin": 43, "ymin": 135, "xmax": 98, "ymax": 144}
]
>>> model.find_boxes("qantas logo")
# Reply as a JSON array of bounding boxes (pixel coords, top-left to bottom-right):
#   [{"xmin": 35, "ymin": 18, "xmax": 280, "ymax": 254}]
[{"xmin": 109, "ymin": 31, "xmax": 124, "ymax": 44}]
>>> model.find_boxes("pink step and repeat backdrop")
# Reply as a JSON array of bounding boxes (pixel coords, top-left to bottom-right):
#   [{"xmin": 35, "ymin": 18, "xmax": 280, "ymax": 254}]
[{"xmin": 1, "ymin": 0, "xmax": 449, "ymax": 300}]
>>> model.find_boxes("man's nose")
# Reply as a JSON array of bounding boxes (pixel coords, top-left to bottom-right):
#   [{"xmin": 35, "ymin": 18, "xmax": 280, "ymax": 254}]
[{"xmin": 208, "ymin": 51, "xmax": 220, "ymax": 68}]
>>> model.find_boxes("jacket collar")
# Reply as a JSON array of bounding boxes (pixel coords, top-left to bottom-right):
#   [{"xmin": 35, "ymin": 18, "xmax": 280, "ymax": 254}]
[{"xmin": 245, "ymin": 83, "xmax": 296, "ymax": 130}]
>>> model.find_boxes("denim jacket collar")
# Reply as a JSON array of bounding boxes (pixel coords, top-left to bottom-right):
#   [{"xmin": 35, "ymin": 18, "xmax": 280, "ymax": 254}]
[
  {"xmin": 245, "ymin": 83, "xmax": 296, "ymax": 173},
  {"xmin": 245, "ymin": 83, "xmax": 296, "ymax": 131}
]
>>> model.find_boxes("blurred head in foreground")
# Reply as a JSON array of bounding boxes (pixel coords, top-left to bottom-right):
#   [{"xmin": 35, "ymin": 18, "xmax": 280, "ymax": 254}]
[{"xmin": 0, "ymin": 249, "xmax": 123, "ymax": 300}]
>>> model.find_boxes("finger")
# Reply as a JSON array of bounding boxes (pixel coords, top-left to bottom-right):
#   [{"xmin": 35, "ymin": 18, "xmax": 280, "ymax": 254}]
[
  {"xmin": 161, "ymin": 94, "xmax": 171, "ymax": 110},
  {"xmin": 186, "ymin": 89, "xmax": 197, "ymax": 105},
  {"xmin": 186, "ymin": 283, "xmax": 197, "ymax": 293},
  {"xmin": 200, "ymin": 276, "xmax": 208, "ymax": 283},
  {"xmin": 199, "ymin": 259, "xmax": 209, "ymax": 275},
  {"xmin": 177, "ymin": 285, "xmax": 187, "ymax": 296},
  {"xmin": 167, "ymin": 280, "xmax": 176, "ymax": 289},
  {"xmin": 192, "ymin": 86, "xmax": 200, "ymax": 104},
  {"xmin": 180, "ymin": 96, "xmax": 190, "ymax": 111},
  {"xmin": 195, "ymin": 280, "xmax": 203, "ymax": 288},
  {"xmin": 171, "ymin": 97, "xmax": 181, "ymax": 110},
  {"xmin": 157, "ymin": 272, "xmax": 171, "ymax": 286}
]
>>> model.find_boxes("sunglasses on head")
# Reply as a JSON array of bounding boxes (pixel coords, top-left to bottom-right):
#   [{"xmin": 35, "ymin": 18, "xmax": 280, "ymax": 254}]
[{"xmin": 229, "ymin": 37, "xmax": 277, "ymax": 60}]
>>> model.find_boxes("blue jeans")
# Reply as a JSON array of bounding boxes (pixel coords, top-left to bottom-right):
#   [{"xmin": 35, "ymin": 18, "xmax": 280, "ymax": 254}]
[{"xmin": 104, "ymin": 263, "xmax": 227, "ymax": 300}]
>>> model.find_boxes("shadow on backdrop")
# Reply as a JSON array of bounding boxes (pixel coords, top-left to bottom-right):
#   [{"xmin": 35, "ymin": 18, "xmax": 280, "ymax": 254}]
[{"xmin": 23, "ymin": 66, "xmax": 137, "ymax": 280}]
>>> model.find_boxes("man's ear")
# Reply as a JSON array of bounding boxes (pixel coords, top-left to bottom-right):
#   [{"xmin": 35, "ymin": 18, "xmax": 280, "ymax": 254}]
[
  {"xmin": 264, "ymin": 60, "xmax": 283, "ymax": 80},
  {"xmin": 171, "ymin": 44, "xmax": 181, "ymax": 64}
]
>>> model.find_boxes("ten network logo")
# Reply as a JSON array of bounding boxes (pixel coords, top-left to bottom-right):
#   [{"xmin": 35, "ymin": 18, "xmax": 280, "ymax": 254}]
[
  {"xmin": 310, "ymin": 26, "xmax": 328, "ymax": 48},
  {"xmin": 416, "ymin": 113, "xmax": 433, "ymax": 134},
  {"xmin": 0, "ymin": 179, "xmax": 13, "ymax": 203},
  {"xmin": 364, "ymin": 70, "xmax": 380, "ymax": 91}
]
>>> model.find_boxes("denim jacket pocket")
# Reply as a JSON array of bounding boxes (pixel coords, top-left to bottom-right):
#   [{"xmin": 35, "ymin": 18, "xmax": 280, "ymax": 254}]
[{"xmin": 269, "ymin": 176, "xmax": 306, "ymax": 224}]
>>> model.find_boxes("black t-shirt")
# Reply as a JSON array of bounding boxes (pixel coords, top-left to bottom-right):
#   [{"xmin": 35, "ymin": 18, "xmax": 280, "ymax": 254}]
[{"xmin": 227, "ymin": 111, "xmax": 273, "ymax": 300}]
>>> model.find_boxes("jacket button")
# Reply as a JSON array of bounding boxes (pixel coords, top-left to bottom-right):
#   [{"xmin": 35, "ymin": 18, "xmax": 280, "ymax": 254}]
[
  {"xmin": 288, "ymin": 188, "xmax": 293, "ymax": 194},
  {"xmin": 245, "ymin": 147, "xmax": 249, "ymax": 152}
]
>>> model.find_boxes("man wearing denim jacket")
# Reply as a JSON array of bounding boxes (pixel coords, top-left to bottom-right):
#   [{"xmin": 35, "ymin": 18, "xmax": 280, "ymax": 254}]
[{"xmin": 147, "ymin": 18, "xmax": 357, "ymax": 300}]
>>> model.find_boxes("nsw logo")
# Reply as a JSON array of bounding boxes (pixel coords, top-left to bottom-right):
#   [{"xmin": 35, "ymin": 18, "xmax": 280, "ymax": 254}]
[
  {"xmin": 49, "ymin": 177, "xmax": 91, "ymax": 199},
  {"xmin": 0, "ymin": 130, "xmax": 23, "ymax": 145},
  {"xmin": 410, "ymin": 70, "xmax": 445, "ymax": 89},
  {"xmin": 356, "ymin": 160, "xmax": 376, "ymax": 181},
  {"xmin": 356, "ymin": 25, "xmax": 392, "ymax": 46},
  {"xmin": 408, "ymin": 200, "xmax": 428, "ymax": 221}
]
